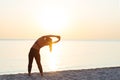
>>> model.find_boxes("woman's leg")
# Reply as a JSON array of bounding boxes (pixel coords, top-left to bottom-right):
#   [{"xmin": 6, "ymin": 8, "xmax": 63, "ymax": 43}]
[
  {"xmin": 35, "ymin": 53, "xmax": 43, "ymax": 76},
  {"xmin": 28, "ymin": 49, "xmax": 34, "ymax": 76}
]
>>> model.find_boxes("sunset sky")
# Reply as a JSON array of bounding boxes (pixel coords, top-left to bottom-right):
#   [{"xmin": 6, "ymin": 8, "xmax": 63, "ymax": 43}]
[{"xmin": 0, "ymin": 0, "xmax": 120, "ymax": 40}]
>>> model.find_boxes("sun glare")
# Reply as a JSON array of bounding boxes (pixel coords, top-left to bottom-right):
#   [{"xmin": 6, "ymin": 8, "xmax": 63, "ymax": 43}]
[
  {"xmin": 37, "ymin": 7, "xmax": 69, "ymax": 34},
  {"xmin": 47, "ymin": 43, "xmax": 62, "ymax": 71},
  {"xmin": 48, "ymin": 52, "xmax": 58, "ymax": 71}
]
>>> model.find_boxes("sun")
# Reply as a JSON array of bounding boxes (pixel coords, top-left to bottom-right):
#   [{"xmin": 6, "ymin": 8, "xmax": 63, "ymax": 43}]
[{"xmin": 37, "ymin": 7, "xmax": 69, "ymax": 34}]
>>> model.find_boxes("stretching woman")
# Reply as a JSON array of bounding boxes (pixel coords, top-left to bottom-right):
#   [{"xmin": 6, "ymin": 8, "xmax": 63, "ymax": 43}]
[{"xmin": 28, "ymin": 35, "xmax": 61, "ymax": 76}]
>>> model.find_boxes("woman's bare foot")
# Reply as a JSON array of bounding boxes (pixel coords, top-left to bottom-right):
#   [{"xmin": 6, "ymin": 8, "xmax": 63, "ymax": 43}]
[
  {"xmin": 28, "ymin": 73, "xmax": 31, "ymax": 76},
  {"xmin": 41, "ymin": 73, "xmax": 43, "ymax": 76}
]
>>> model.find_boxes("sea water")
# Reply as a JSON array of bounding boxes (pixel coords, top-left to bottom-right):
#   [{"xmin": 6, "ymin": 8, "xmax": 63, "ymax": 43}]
[{"xmin": 0, "ymin": 40, "xmax": 120, "ymax": 75}]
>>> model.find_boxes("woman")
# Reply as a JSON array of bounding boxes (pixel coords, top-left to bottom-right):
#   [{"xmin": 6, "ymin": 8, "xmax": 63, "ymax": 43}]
[{"xmin": 28, "ymin": 35, "xmax": 61, "ymax": 76}]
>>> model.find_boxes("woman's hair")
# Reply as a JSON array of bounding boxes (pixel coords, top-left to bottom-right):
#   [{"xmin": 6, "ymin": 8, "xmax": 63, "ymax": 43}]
[{"xmin": 46, "ymin": 37, "xmax": 52, "ymax": 52}]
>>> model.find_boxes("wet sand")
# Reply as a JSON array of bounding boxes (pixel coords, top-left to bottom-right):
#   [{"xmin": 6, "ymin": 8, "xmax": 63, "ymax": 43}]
[{"xmin": 0, "ymin": 67, "xmax": 120, "ymax": 80}]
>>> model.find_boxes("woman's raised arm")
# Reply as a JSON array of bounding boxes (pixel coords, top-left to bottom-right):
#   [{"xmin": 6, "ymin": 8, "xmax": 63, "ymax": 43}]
[{"xmin": 43, "ymin": 35, "xmax": 61, "ymax": 44}]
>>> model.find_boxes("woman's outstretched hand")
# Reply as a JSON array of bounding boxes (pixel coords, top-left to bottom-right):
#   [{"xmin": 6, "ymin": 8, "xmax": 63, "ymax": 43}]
[
  {"xmin": 52, "ymin": 35, "xmax": 61, "ymax": 44},
  {"xmin": 56, "ymin": 35, "xmax": 61, "ymax": 40}
]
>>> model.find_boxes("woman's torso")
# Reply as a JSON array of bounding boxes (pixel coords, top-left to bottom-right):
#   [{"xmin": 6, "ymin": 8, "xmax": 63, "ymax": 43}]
[{"xmin": 32, "ymin": 37, "xmax": 49, "ymax": 50}]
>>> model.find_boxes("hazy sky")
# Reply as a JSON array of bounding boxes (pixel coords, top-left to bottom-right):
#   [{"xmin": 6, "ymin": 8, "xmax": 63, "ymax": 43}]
[{"xmin": 0, "ymin": 0, "xmax": 120, "ymax": 40}]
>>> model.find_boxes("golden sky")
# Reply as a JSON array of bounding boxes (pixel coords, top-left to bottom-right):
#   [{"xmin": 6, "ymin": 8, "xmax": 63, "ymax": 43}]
[{"xmin": 0, "ymin": 0, "xmax": 120, "ymax": 40}]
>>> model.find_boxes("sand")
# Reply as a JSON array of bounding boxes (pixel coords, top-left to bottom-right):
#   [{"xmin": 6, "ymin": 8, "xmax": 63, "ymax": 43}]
[{"xmin": 0, "ymin": 67, "xmax": 120, "ymax": 80}]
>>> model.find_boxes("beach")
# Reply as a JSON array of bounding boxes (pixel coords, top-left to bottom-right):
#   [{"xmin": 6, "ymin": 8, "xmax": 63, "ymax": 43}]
[
  {"xmin": 0, "ymin": 67, "xmax": 120, "ymax": 80},
  {"xmin": 0, "ymin": 40, "xmax": 120, "ymax": 80}
]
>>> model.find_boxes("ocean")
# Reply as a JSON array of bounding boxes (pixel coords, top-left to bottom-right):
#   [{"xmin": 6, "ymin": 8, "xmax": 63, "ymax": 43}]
[{"xmin": 0, "ymin": 40, "xmax": 120, "ymax": 75}]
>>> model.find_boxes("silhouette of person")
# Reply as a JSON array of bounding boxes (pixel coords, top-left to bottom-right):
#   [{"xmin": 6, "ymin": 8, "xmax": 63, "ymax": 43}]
[{"xmin": 28, "ymin": 35, "xmax": 61, "ymax": 76}]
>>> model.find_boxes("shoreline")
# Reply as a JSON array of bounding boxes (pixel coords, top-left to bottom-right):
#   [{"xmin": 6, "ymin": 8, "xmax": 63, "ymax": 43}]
[{"xmin": 0, "ymin": 66, "xmax": 120, "ymax": 80}]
